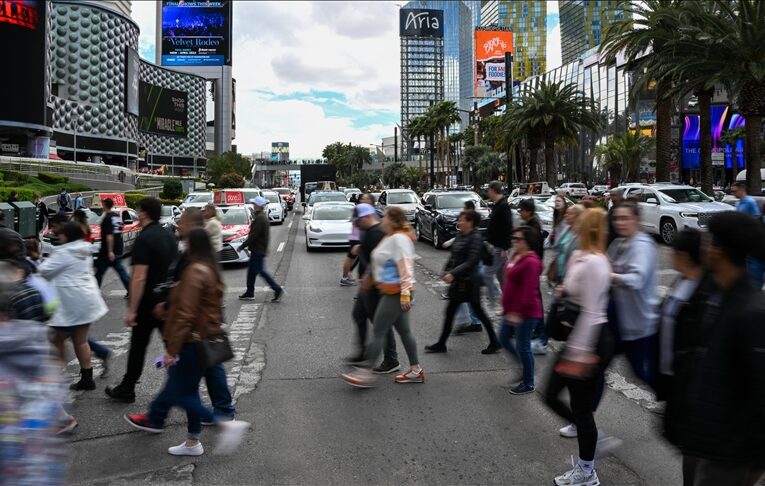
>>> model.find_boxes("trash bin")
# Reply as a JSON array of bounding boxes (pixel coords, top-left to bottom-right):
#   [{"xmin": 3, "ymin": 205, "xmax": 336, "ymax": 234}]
[
  {"xmin": 11, "ymin": 201, "xmax": 37, "ymax": 238},
  {"xmin": 0, "ymin": 203, "xmax": 14, "ymax": 229}
]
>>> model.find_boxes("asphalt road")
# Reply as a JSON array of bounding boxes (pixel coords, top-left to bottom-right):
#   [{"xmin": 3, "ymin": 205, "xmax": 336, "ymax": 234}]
[{"xmin": 65, "ymin": 207, "xmax": 683, "ymax": 485}]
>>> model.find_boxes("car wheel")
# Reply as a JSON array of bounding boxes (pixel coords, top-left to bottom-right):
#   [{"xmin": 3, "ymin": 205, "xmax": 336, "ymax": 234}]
[
  {"xmin": 414, "ymin": 221, "xmax": 422, "ymax": 241},
  {"xmin": 432, "ymin": 225, "xmax": 441, "ymax": 249},
  {"xmin": 660, "ymin": 218, "xmax": 677, "ymax": 245}
]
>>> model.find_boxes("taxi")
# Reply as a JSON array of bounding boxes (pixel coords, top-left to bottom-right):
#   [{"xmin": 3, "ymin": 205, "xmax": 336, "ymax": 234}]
[
  {"xmin": 42, "ymin": 193, "xmax": 142, "ymax": 258},
  {"xmin": 213, "ymin": 190, "xmax": 254, "ymax": 264}
]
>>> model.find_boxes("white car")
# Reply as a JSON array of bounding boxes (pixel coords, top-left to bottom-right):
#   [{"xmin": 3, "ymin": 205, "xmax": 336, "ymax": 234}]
[
  {"xmin": 304, "ymin": 202, "xmax": 354, "ymax": 251},
  {"xmin": 558, "ymin": 182, "xmax": 588, "ymax": 198},
  {"xmin": 262, "ymin": 191, "xmax": 285, "ymax": 224},
  {"xmin": 344, "ymin": 187, "xmax": 362, "ymax": 201},
  {"xmin": 589, "ymin": 185, "xmax": 610, "ymax": 197},
  {"xmin": 302, "ymin": 191, "xmax": 348, "ymax": 219},
  {"xmin": 376, "ymin": 189, "xmax": 420, "ymax": 222},
  {"xmin": 619, "ymin": 184, "xmax": 735, "ymax": 245},
  {"xmin": 179, "ymin": 192, "xmax": 212, "ymax": 210}
]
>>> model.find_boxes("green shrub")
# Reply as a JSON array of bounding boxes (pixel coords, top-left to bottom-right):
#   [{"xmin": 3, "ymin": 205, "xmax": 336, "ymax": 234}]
[
  {"xmin": 0, "ymin": 170, "xmax": 29, "ymax": 184},
  {"xmin": 159, "ymin": 198, "xmax": 183, "ymax": 207},
  {"xmin": 37, "ymin": 172, "xmax": 69, "ymax": 184},
  {"xmin": 218, "ymin": 172, "xmax": 245, "ymax": 188},
  {"xmin": 0, "ymin": 187, "xmax": 39, "ymax": 201},
  {"xmin": 124, "ymin": 193, "xmax": 147, "ymax": 209},
  {"xmin": 161, "ymin": 179, "xmax": 183, "ymax": 200}
]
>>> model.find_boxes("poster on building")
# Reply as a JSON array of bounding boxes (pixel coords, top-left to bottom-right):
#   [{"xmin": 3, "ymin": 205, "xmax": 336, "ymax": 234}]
[
  {"xmin": 161, "ymin": 0, "xmax": 232, "ymax": 66},
  {"xmin": 475, "ymin": 30, "xmax": 513, "ymax": 99},
  {"xmin": 399, "ymin": 8, "xmax": 443, "ymax": 37},
  {"xmin": 138, "ymin": 81, "xmax": 188, "ymax": 137},
  {"xmin": 0, "ymin": 0, "xmax": 47, "ymax": 128},
  {"xmin": 271, "ymin": 142, "xmax": 289, "ymax": 162},
  {"xmin": 125, "ymin": 48, "xmax": 140, "ymax": 116}
]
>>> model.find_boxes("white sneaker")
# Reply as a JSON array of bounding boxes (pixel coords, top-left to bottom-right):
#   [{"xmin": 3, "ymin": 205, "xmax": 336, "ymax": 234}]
[
  {"xmin": 168, "ymin": 442, "xmax": 204, "ymax": 456},
  {"xmin": 554, "ymin": 462, "xmax": 599, "ymax": 486},
  {"xmin": 531, "ymin": 339, "xmax": 548, "ymax": 355},
  {"xmin": 559, "ymin": 423, "xmax": 578, "ymax": 438},
  {"xmin": 214, "ymin": 420, "xmax": 250, "ymax": 455}
]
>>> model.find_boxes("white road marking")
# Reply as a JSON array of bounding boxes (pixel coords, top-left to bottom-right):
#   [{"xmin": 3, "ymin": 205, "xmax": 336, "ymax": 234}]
[
  {"xmin": 277, "ymin": 241, "xmax": 285, "ymax": 252},
  {"xmin": 288, "ymin": 221, "xmax": 293, "ymax": 228}
]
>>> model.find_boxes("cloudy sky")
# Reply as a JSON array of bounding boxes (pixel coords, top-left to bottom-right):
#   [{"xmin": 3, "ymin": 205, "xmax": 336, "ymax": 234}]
[{"xmin": 131, "ymin": 1, "xmax": 561, "ymax": 159}]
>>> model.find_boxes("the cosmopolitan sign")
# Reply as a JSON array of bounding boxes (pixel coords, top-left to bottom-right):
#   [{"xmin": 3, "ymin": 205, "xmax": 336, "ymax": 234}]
[{"xmin": 400, "ymin": 9, "xmax": 443, "ymax": 37}]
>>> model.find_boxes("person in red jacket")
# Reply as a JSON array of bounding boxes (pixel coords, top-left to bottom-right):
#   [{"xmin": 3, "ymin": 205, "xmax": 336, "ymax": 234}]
[{"xmin": 500, "ymin": 226, "xmax": 543, "ymax": 395}]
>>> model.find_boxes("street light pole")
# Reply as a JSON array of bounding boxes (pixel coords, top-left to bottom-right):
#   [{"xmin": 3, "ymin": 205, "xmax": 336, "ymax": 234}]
[{"xmin": 505, "ymin": 52, "xmax": 513, "ymax": 190}]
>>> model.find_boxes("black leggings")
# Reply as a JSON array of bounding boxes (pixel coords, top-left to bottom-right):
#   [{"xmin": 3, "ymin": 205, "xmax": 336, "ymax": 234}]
[
  {"xmin": 545, "ymin": 326, "xmax": 614, "ymax": 461},
  {"xmin": 436, "ymin": 282, "xmax": 498, "ymax": 347}
]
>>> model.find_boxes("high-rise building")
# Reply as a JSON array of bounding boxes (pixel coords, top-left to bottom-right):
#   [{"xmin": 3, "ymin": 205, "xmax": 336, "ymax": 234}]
[
  {"xmin": 559, "ymin": 0, "xmax": 624, "ymax": 65},
  {"xmin": 77, "ymin": 0, "xmax": 132, "ymax": 18},
  {"xmin": 480, "ymin": 1, "xmax": 547, "ymax": 82},
  {"xmin": 401, "ymin": 1, "xmax": 473, "ymax": 131}
]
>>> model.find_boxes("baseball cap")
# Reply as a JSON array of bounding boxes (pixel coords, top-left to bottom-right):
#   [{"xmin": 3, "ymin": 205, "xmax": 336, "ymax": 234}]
[
  {"xmin": 356, "ymin": 203, "xmax": 376, "ymax": 218},
  {"xmin": 250, "ymin": 196, "xmax": 268, "ymax": 207}
]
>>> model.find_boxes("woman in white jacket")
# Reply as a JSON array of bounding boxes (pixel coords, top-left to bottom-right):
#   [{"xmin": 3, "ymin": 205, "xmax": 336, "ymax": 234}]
[{"xmin": 39, "ymin": 222, "xmax": 108, "ymax": 391}]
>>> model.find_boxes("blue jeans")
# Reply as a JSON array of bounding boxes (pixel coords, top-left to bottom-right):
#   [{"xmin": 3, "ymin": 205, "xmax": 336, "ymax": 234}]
[
  {"xmin": 148, "ymin": 343, "xmax": 214, "ymax": 439},
  {"xmin": 456, "ymin": 303, "xmax": 480, "ymax": 325},
  {"xmin": 94, "ymin": 255, "xmax": 130, "ymax": 290},
  {"xmin": 204, "ymin": 363, "xmax": 235, "ymax": 419},
  {"xmin": 499, "ymin": 318, "xmax": 538, "ymax": 387},
  {"xmin": 746, "ymin": 257, "xmax": 765, "ymax": 289},
  {"xmin": 245, "ymin": 252, "xmax": 281, "ymax": 295}
]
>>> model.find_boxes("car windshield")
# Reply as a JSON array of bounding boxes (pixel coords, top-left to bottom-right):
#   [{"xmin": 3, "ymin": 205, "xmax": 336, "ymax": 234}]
[
  {"xmin": 658, "ymin": 189, "xmax": 712, "ymax": 203},
  {"xmin": 436, "ymin": 193, "xmax": 481, "ymax": 209},
  {"xmin": 183, "ymin": 193, "xmax": 211, "ymax": 204},
  {"xmin": 387, "ymin": 192, "xmax": 418, "ymax": 204},
  {"xmin": 273, "ymin": 188, "xmax": 290, "ymax": 195},
  {"xmin": 84, "ymin": 210, "xmax": 104, "ymax": 224},
  {"xmin": 313, "ymin": 206, "xmax": 353, "ymax": 221},
  {"xmin": 264, "ymin": 193, "xmax": 280, "ymax": 204},
  {"xmin": 160, "ymin": 206, "xmax": 175, "ymax": 217},
  {"xmin": 570, "ymin": 183, "xmax": 586, "ymax": 188},
  {"xmin": 311, "ymin": 194, "xmax": 346, "ymax": 205},
  {"xmin": 218, "ymin": 208, "xmax": 249, "ymax": 225}
]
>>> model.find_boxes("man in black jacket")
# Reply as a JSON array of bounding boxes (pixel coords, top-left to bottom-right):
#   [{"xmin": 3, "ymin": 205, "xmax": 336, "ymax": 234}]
[
  {"xmin": 670, "ymin": 212, "xmax": 765, "ymax": 485},
  {"xmin": 518, "ymin": 198, "xmax": 544, "ymax": 259},
  {"xmin": 483, "ymin": 181, "xmax": 512, "ymax": 307}
]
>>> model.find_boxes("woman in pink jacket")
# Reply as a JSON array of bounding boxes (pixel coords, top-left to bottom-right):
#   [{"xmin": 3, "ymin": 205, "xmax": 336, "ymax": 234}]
[{"xmin": 500, "ymin": 226, "xmax": 543, "ymax": 395}]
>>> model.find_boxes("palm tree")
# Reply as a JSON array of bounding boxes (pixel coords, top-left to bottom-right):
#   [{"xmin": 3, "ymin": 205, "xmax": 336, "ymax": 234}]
[
  {"xmin": 656, "ymin": 0, "xmax": 765, "ymax": 194},
  {"xmin": 600, "ymin": 0, "xmax": 683, "ymax": 184},
  {"xmin": 462, "ymin": 145, "xmax": 490, "ymax": 185},
  {"xmin": 406, "ymin": 115, "xmax": 427, "ymax": 174},
  {"xmin": 425, "ymin": 101, "xmax": 462, "ymax": 184},
  {"xmin": 595, "ymin": 131, "xmax": 655, "ymax": 182}
]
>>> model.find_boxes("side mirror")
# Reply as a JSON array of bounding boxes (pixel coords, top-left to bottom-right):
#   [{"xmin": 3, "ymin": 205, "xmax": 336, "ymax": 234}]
[
  {"xmin": 645, "ymin": 197, "xmax": 659, "ymax": 205},
  {"xmin": 301, "ymin": 214, "xmax": 310, "ymax": 220}
]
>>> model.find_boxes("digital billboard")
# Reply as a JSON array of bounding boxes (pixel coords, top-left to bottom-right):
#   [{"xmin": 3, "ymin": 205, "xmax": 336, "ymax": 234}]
[
  {"xmin": 475, "ymin": 30, "xmax": 513, "ymax": 98},
  {"xmin": 138, "ymin": 81, "xmax": 188, "ymax": 137},
  {"xmin": 125, "ymin": 47, "xmax": 140, "ymax": 116},
  {"xmin": 161, "ymin": 0, "xmax": 231, "ymax": 67},
  {"xmin": 271, "ymin": 142, "xmax": 289, "ymax": 162},
  {"xmin": 725, "ymin": 114, "xmax": 745, "ymax": 170},
  {"xmin": 399, "ymin": 9, "xmax": 443, "ymax": 37},
  {"xmin": 0, "ymin": 0, "xmax": 47, "ymax": 128},
  {"xmin": 681, "ymin": 105, "xmax": 739, "ymax": 170}
]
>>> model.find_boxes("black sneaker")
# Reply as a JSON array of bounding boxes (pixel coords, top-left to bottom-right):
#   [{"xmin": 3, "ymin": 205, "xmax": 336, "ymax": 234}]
[
  {"xmin": 270, "ymin": 288, "xmax": 284, "ymax": 303},
  {"xmin": 238, "ymin": 293, "xmax": 255, "ymax": 301},
  {"xmin": 481, "ymin": 343, "xmax": 502, "ymax": 355},
  {"xmin": 372, "ymin": 361, "xmax": 401, "ymax": 374},
  {"xmin": 454, "ymin": 324, "xmax": 482, "ymax": 334},
  {"xmin": 105, "ymin": 383, "xmax": 136, "ymax": 403},
  {"xmin": 425, "ymin": 343, "xmax": 447, "ymax": 353}
]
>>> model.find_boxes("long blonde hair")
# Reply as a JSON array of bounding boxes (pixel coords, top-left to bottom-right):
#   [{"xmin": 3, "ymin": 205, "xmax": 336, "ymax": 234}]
[{"xmin": 577, "ymin": 208, "xmax": 606, "ymax": 254}]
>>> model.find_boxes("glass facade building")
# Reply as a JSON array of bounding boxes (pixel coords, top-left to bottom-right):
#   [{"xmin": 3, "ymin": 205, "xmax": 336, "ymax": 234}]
[
  {"xmin": 480, "ymin": 0, "xmax": 547, "ymax": 82},
  {"xmin": 559, "ymin": 0, "xmax": 624, "ymax": 65}
]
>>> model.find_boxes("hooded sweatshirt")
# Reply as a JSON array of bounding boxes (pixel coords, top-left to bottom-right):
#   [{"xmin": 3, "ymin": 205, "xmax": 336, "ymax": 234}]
[
  {"xmin": 38, "ymin": 239, "xmax": 107, "ymax": 328},
  {"xmin": 607, "ymin": 231, "xmax": 659, "ymax": 340}
]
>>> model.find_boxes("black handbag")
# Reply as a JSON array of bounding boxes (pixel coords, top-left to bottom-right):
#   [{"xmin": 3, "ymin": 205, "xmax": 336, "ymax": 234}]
[
  {"xmin": 194, "ymin": 330, "xmax": 234, "ymax": 369},
  {"xmin": 545, "ymin": 298, "xmax": 582, "ymax": 341},
  {"xmin": 481, "ymin": 241, "xmax": 494, "ymax": 266}
]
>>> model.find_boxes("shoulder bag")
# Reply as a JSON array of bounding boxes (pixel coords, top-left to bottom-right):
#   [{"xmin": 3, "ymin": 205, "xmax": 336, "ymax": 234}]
[
  {"xmin": 545, "ymin": 297, "xmax": 581, "ymax": 342},
  {"xmin": 193, "ymin": 329, "xmax": 234, "ymax": 369}
]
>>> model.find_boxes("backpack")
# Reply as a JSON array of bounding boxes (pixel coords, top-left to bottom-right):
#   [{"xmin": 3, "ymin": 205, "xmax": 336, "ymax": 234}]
[{"xmin": 58, "ymin": 193, "xmax": 68, "ymax": 209}]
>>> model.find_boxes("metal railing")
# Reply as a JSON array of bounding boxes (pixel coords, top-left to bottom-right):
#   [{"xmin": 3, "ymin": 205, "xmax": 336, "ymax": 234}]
[{"xmin": 0, "ymin": 156, "xmax": 131, "ymax": 183}]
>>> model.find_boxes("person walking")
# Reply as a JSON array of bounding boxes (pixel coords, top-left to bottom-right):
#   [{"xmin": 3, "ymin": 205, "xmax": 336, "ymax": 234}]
[
  {"xmin": 74, "ymin": 192, "xmax": 85, "ymax": 211},
  {"xmin": 57, "ymin": 188, "xmax": 72, "ymax": 214},
  {"xmin": 666, "ymin": 212, "xmax": 765, "ymax": 485},
  {"xmin": 38, "ymin": 222, "xmax": 108, "ymax": 391},
  {"xmin": 124, "ymin": 228, "xmax": 248, "ymax": 456},
  {"xmin": 341, "ymin": 207, "xmax": 424, "ymax": 387},
  {"xmin": 425, "ymin": 209, "xmax": 501, "ymax": 355},
  {"xmin": 544, "ymin": 208, "xmax": 615, "ymax": 486},
  {"xmin": 549, "ymin": 194, "xmax": 568, "ymax": 247},
  {"xmin": 33, "ymin": 195, "xmax": 48, "ymax": 235},
  {"xmin": 498, "ymin": 226, "xmax": 543, "ymax": 395},
  {"xmin": 731, "ymin": 181, "xmax": 764, "ymax": 288},
  {"xmin": 106, "ymin": 197, "xmax": 177, "ymax": 403},
  {"xmin": 518, "ymin": 198, "xmax": 544, "ymax": 259},
  {"xmin": 341, "ymin": 193, "xmax": 373, "ymax": 286},
  {"xmin": 94, "ymin": 198, "xmax": 131, "ymax": 293},
  {"xmin": 347, "ymin": 203, "xmax": 399, "ymax": 373},
  {"xmin": 237, "ymin": 197, "xmax": 283, "ymax": 302},
  {"xmin": 606, "ymin": 188, "xmax": 624, "ymax": 247},
  {"xmin": 483, "ymin": 181, "xmax": 513, "ymax": 309},
  {"xmin": 203, "ymin": 203, "xmax": 223, "ymax": 255}
]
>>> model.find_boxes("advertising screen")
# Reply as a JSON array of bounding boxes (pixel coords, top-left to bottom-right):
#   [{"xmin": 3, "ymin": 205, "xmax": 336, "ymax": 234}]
[
  {"xmin": 682, "ymin": 105, "xmax": 738, "ymax": 170},
  {"xmin": 0, "ymin": 0, "xmax": 47, "ymax": 128},
  {"xmin": 125, "ymin": 47, "xmax": 140, "ymax": 116},
  {"xmin": 271, "ymin": 142, "xmax": 289, "ymax": 162},
  {"xmin": 475, "ymin": 30, "xmax": 513, "ymax": 99},
  {"xmin": 138, "ymin": 81, "xmax": 188, "ymax": 137},
  {"xmin": 399, "ymin": 9, "xmax": 443, "ymax": 37},
  {"xmin": 161, "ymin": 0, "xmax": 231, "ymax": 66}
]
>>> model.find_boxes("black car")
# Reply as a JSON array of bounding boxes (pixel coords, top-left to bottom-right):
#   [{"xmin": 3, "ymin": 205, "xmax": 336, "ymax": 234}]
[{"xmin": 415, "ymin": 191, "xmax": 490, "ymax": 249}]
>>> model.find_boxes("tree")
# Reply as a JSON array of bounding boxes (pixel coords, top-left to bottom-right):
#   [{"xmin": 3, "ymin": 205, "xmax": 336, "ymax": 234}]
[
  {"xmin": 475, "ymin": 151, "xmax": 505, "ymax": 184},
  {"xmin": 218, "ymin": 172, "xmax": 245, "ymax": 188},
  {"xmin": 594, "ymin": 131, "xmax": 655, "ymax": 182},
  {"xmin": 423, "ymin": 101, "xmax": 462, "ymax": 182},
  {"xmin": 321, "ymin": 142, "xmax": 373, "ymax": 181},
  {"xmin": 207, "ymin": 151, "xmax": 252, "ymax": 186},
  {"xmin": 161, "ymin": 179, "xmax": 183, "ymax": 199},
  {"xmin": 600, "ymin": 0, "xmax": 683, "ymax": 184},
  {"xmin": 462, "ymin": 145, "xmax": 490, "ymax": 176},
  {"xmin": 350, "ymin": 170, "xmax": 380, "ymax": 190},
  {"xmin": 398, "ymin": 166, "xmax": 423, "ymax": 190},
  {"xmin": 382, "ymin": 162, "xmax": 406, "ymax": 187}
]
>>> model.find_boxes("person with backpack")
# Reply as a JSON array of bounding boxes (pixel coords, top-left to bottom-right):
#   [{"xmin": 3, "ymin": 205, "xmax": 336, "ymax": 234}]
[
  {"xmin": 57, "ymin": 188, "xmax": 72, "ymax": 213},
  {"xmin": 94, "ymin": 198, "xmax": 130, "ymax": 293}
]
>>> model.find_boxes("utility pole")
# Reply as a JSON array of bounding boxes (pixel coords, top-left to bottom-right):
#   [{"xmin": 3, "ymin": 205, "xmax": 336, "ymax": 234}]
[
  {"xmin": 429, "ymin": 100, "xmax": 435, "ymax": 188},
  {"xmin": 394, "ymin": 126, "xmax": 398, "ymax": 163},
  {"xmin": 505, "ymin": 52, "xmax": 513, "ymax": 190}
]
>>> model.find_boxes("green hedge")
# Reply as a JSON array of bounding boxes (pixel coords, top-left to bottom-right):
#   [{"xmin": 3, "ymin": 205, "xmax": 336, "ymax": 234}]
[
  {"xmin": 37, "ymin": 172, "xmax": 70, "ymax": 184},
  {"xmin": 161, "ymin": 179, "xmax": 183, "ymax": 200},
  {"xmin": 124, "ymin": 193, "xmax": 147, "ymax": 209},
  {"xmin": 0, "ymin": 188, "xmax": 38, "ymax": 201},
  {"xmin": 0, "ymin": 170, "xmax": 29, "ymax": 184},
  {"xmin": 160, "ymin": 198, "xmax": 183, "ymax": 207}
]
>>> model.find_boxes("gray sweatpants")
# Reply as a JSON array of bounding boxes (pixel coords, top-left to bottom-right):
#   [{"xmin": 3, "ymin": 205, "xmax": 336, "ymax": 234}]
[{"xmin": 364, "ymin": 294, "xmax": 419, "ymax": 368}]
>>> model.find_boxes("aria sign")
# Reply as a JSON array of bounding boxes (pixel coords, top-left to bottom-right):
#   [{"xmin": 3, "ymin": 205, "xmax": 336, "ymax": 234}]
[{"xmin": 399, "ymin": 9, "xmax": 443, "ymax": 38}]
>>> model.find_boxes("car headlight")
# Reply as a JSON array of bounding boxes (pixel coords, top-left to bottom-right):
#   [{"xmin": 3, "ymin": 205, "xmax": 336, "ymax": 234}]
[
  {"xmin": 308, "ymin": 225, "xmax": 322, "ymax": 233},
  {"xmin": 679, "ymin": 212, "xmax": 699, "ymax": 218}
]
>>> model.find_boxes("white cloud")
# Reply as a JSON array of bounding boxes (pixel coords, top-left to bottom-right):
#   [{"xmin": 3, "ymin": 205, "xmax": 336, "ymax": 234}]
[
  {"xmin": 546, "ymin": 0, "xmax": 562, "ymax": 70},
  {"xmin": 131, "ymin": 1, "xmax": 401, "ymax": 158}
]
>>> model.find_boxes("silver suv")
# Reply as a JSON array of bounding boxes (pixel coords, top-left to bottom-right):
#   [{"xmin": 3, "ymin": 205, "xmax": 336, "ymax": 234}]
[
  {"xmin": 376, "ymin": 189, "xmax": 420, "ymax": 222},
  {"xmin": 619, "ymin": 184, "xmax": 734, "ymax": 244}
]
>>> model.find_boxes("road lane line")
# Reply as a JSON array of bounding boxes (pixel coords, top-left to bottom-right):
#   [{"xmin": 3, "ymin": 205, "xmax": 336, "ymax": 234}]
[
  {"xmin": 277, "ymin": 241, "xmax": 285, "ymax": 252},
  {"xmin": 288, "ymin": 221, "xmax": 293, "ymax": 228}
]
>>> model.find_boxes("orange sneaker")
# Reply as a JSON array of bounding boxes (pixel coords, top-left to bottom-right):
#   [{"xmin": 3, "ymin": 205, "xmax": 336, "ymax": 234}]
[
  {"xmin": 394, "ymin": 367, "xmax": 425, "ymax": 383},
  {"xmin": 341, "ymin": 368, "xmax": 376, "ymax": 388}
]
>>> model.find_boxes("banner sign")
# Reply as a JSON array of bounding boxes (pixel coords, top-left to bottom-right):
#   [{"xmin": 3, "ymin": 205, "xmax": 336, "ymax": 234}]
[
  {"xmin": 399, "ymin": 9, "xmax": 443, "ymax": 37},
  {"xmin": 474, "ymin": 30, "xmax": 513, "ymax": 98},
  {"xmin": 138, "ymin": 81, "xmax": 188, "ymax": 137}
]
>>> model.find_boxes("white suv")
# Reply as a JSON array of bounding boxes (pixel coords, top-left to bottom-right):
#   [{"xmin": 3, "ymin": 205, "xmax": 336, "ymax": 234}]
[
  {"xmin": 559, "ymin": 182, "xmax": 588, "ymax": 198},
  {"xmin": 619, "ymin": 184, "xmax": 734, "ymax": 244}
]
